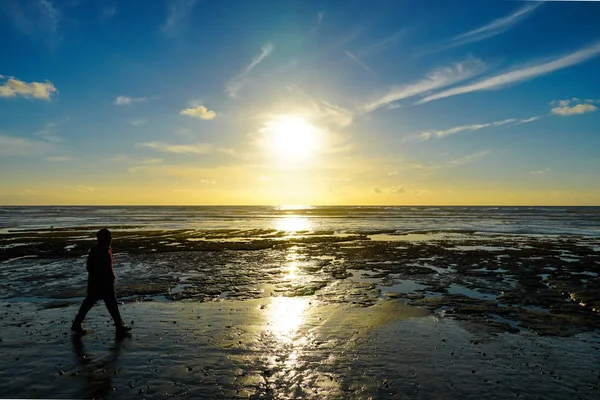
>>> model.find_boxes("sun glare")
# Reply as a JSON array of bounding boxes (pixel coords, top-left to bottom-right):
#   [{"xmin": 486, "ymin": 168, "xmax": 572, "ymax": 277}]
[
  {"xmin": 275, "ymin": 216, "xmax": 312, "ymax": 232},
  {"xmin": 262, "ymin": 114, "xmax": 322, "ymax": 163},
  {"xmin": 267, "ymin": 297, "xmax": 309, "ymax": 343}
]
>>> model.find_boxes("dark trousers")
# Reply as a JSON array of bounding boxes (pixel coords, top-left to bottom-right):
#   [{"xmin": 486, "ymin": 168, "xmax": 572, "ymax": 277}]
[{"xmin": 74, "ymin": 284, "xmax": 123, "ymax": 327}]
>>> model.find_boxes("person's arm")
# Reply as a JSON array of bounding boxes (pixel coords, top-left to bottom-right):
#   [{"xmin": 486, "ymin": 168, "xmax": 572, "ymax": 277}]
[{"xmin": 86, "ymin": 247, "xmax": 97, "ymax": 273}]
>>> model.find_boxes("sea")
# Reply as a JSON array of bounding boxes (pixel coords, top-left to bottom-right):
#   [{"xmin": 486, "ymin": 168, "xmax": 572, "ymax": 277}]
[{"xmin": 1, "ymin": 205, "xmax": 600, "ymax": 236}]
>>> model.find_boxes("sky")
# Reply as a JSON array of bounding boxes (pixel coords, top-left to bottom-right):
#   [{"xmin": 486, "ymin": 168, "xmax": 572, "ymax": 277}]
[{"xmin": 1, "ymin": 0, "xmax": 599, "ymax": 206}]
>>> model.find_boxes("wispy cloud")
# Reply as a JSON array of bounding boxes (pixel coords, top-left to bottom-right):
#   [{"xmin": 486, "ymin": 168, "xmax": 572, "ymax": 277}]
[
  {"xmin": 317, "ymin": 11, "xmax": 324, "ymax": 26},
  {"xmin": 114, "ymin": 95, "xmax": 148, "ymax": 105},
  {"xmin": 391, "ymin": 186, "xmax": 407, "ymax": 194},
  {"xmin": 531, "ymin": 168, "xmax": 550, "ymax": 175},
  {"xmin": 138, "ymin": 141, "xmax": 235, "ymax": 156},
  {"xmin": 345, "ymin": 50, "xmax": 374, "ymax": 73},
  {"xmin": 35, "ymin": 120, "xmax": 67, "ymax": 142},
  {"xmin": 179, "ymin": 105, "xmax": 217, "ymax": 120},
  {"xmin": 415, "ymin": 116, "xmax": 540, "ymax": 141},
  {"xmin": 0, "ymin": 76, "xmax": 58, "ymax": 100},
  {"xmin": 364, "ymin": 57, "xmax": 485, "ymax": 112},
  {"xmin": 449, "ymin": 4, "xmax": 541, "ymax": 49},
  {"xmin": 226, "ymin": 42, "xmax": 275, "ymax": 98},
  {"xmin": 100, "ymin": 1, "xmax": 117, "ymax": 20},
  {"xmin": 138, "ymin": 142, "xmax": 216, "ymax": 155},
  {"xmin": 108, "ymin": 155, "xmax": 164, "ymax": 165},
  {"xmin": 418, "ymin": 41, "xmax": 600, "ymax": 105},
  {"xmin": 161, "ymin": 0, "xmax": 198, "ymax": 34},
  {"xmin": 404, "ymin": 151, "xmax": 492, "ymax": 174},
  {"xmin": 362, "ymin": 30, "xmax": 404, "ymax": 55},
  {"xmin": 6, "ymin": 0, "xmax": 63, "ymax": 47},
  {"xmin": 130, "ymin": 119, "xmax": 147, "ymax": 126},
  {"xmin": 0, "ymin": 133, "xmax": 52, "ymax": 157},
  {"xmin": 46, "ymin": 156, "xmax": 70, "ymax": 162},
  {"xmin": 551, "ymin": 98, "xmax": 598, "ymax": 116},
  {"xmin": 448, "ymin": 151, "xmax": 491, "ymax": 167}
]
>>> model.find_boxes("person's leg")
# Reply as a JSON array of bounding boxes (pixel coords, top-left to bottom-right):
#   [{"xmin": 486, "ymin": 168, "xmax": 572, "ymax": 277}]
[
  {"xmin": 102, "ymin": 286, "xmax": 123, "ymax": 326},
  {"xmin": 72, "ymin": 294, "xmax": 98, "ymax": 332},
  {"xmin": 102, "ymin": 286, "xmax": 131, "ymax": 335}
]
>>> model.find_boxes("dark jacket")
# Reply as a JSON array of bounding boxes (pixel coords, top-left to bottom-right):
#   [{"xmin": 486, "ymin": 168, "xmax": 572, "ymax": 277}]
[{"xmin": 86, "ymin": 245, "xmax": 116, "ymax": 286}]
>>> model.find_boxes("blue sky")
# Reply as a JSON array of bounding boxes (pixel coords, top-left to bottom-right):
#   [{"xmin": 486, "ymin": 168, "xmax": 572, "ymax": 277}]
[{"xmin": 1, "ymin": 0, "xmax": 599, "ymax": 205}]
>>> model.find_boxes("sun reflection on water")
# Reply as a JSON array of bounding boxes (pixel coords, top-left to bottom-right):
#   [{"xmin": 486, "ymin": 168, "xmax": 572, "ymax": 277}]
[
  {"xmin": 267, "ymin": 297, "xmax": 309, "ymax": 343},
  {"xmin": 275, "ymin": 216, "xmax": 312, "ymax": 233}
]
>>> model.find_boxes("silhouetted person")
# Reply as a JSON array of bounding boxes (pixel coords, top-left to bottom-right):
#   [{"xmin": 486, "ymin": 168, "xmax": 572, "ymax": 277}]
[{"xmin": 71, "ymin": 228, "xmax": 132, "ymax": 337}]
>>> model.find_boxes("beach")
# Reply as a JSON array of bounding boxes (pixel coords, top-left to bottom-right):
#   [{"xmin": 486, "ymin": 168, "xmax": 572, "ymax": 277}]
[{"xmin": 1, "ymin": 206, "xmax": 599, "ymax": 398}]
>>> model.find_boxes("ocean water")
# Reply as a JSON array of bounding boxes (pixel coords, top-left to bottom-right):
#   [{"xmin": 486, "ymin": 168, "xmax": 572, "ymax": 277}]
[{"xmin": 1, "ymin": 205, "xmax": 599, "ymax": 236}]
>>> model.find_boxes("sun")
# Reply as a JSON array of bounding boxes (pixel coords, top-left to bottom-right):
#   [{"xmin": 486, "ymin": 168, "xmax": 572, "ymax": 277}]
[{"xmin": 262, "ymin": 114, "xmax": 322, "ymax": 163}]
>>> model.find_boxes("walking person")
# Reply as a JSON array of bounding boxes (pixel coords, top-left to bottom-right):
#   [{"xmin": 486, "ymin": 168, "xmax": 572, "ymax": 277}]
[{"xmin": 71, "ymin": 228, "xmax": 132, "ymax": 337}]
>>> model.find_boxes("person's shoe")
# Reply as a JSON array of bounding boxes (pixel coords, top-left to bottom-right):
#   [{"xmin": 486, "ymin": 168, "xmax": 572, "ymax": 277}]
[
  {"xmin": 71, "ymin": 323, "xmax": 88, "ymax": 335},
  {"xmin": 115, "ymin": 324, "xmax": 132, "ymax": 338}
]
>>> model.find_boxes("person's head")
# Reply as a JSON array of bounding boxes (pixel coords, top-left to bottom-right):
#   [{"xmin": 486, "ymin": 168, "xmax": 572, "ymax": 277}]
[{"xmin": 96, "ymin": 228, "xmax": 112, "ymax": 247}]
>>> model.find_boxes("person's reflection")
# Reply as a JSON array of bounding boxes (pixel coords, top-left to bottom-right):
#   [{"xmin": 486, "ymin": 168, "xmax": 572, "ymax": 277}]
[{"xmin": 71, "ymin": 334, "xmax": 126, "ymax": 399}]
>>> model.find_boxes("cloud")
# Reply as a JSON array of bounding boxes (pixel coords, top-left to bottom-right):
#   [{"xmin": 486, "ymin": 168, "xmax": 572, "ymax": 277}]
[
  {"xmin": 226, "ymin": 42, "xmax": 274, "ymax": 98},
  {"xmin": 161, "ymin": 0, "xmax": 197, "ymax": 34},
  {"xmin": 531, "ymin": 168, "xmax": 550, "ymax": 175},
  {"xmin": 130, "ymin": 119, "xmax": 147, "ymax": 126},
  {"xmin": 6, "ymin": 0, "xmax": 63, "ymax": 47},
  {"xmin": 391, "ymin": 186, "xmax": 406, "ymax": 194},
  {"xmin": 139, "ymin": 142, "xmax": 215, "ymax": 155},
  {"xmin": 108, "ymin": 155, "xmax": 164, "ymax": 165},
  {"xmin": 138, "ymin": 141, "xmax": 233, "ymax": 156},
  {"xmin": 416, "ymin": 116, "xmax": 540, "ymax": 141},
  {"xmin": 362, "ymin": 30, "xmax": 404, "ymax": 55},
  {"xmin": 551, "ymin": 99, "xmax": 598, "ymax": 116},
  {"xmin": 373, "ymin": 187, "xmax": 382, "ymax": 194},
  {"xmin": 179, "ymin": 105, "xmax": 217, "ymax": 120},
  {"xmin": 46, "ymin": 156, "xmax": 70, "ymax": 162},
  {"xmin": 76, "ymin": 185, "xmax": 104, "ymax": 192},
  {"xmin": 0, "ymin": 76, "xmax": 58, "ymax": 100},
  {"xmin": 0, "ymin": 133, "xmax": 52, "ymax": 157},
  {"xmin": 100, "ymin": 2, "xmax": 117, "ymax": 19},
  {"xmin": 345, "ymin": 50, "xmax": 373, "ymax": 73},
  {"xmin": 406, "ymin": 151, "xmax": 492, "ymax": 173},
  {"xmin": 364, "ymin": 57, "xmax": 485, "ymax": 112},
  {"xmin": 35, "ymin": 120, "xmax": 68, "ymax": 142},
  {"xmin": 283, "ymin": 85, "xmax": 354, "ymax": 128},
  {"xmin": 317, "ymin": 11, "xmax": 324, "ymax": 26},
  {"xmin": 418, "ymin": 41, "xmax": 600, "ymax": 105},
  {"xmin": 447, "ymin": 4, "xmax": 541, "ymax": 49},
  {"xmin": 114, "ymin": 95, "xmax": 148, "ymax": 105}
]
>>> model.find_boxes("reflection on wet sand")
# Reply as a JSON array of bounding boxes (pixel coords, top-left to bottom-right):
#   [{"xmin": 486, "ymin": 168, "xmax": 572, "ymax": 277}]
[
  {"xmin": 71, "ymin": 335, "xmax": 126, "ymax": 399},
  {"xmin": 267, "ymin": 297, "xmax": 309, "ymax": 344}
]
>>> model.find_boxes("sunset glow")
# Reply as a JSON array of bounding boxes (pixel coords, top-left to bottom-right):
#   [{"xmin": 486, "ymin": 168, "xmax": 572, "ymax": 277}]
[{"xmin": 1, "ymin": 1, "xmax": 599, "ymax": 205}]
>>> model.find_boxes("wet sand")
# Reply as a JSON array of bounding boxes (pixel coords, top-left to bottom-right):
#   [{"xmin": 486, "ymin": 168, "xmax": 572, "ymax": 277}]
[
  {"xmin": 1, "ymin": 298, "xmax": 599, "ymax": 399},
  {"xmin": 1, "ymin": 228, "xmax": 600, "ymax": 398}
]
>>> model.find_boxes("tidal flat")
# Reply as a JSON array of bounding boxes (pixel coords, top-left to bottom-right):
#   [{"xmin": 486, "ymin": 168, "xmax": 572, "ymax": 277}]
[{"xmin": 1, "ymin": 228, "xmax": 599, "ymax": 399}]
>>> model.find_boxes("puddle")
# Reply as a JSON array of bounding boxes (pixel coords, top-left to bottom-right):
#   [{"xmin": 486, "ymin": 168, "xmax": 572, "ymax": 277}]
[
  {"xmin": 347, "ymin": 269, "xmax": 381, "ymax": 284},
  {"xmin": 451, "ymin": 245, "xmax": 516, "ymax": 252},
  {"xmin": 447, "ymin": 284, "xmax": 497, "ymax": 301},
  {"xmin": 470, "ymin": 267, "xmax": 509, "ymax": 273},
  {"xmin": 368, "ymin": 232, "xmax": 466, "ymax": 242},
  {"xmin": 378, "ymin": 280, "xmax": 428, "ymax": 294}
]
